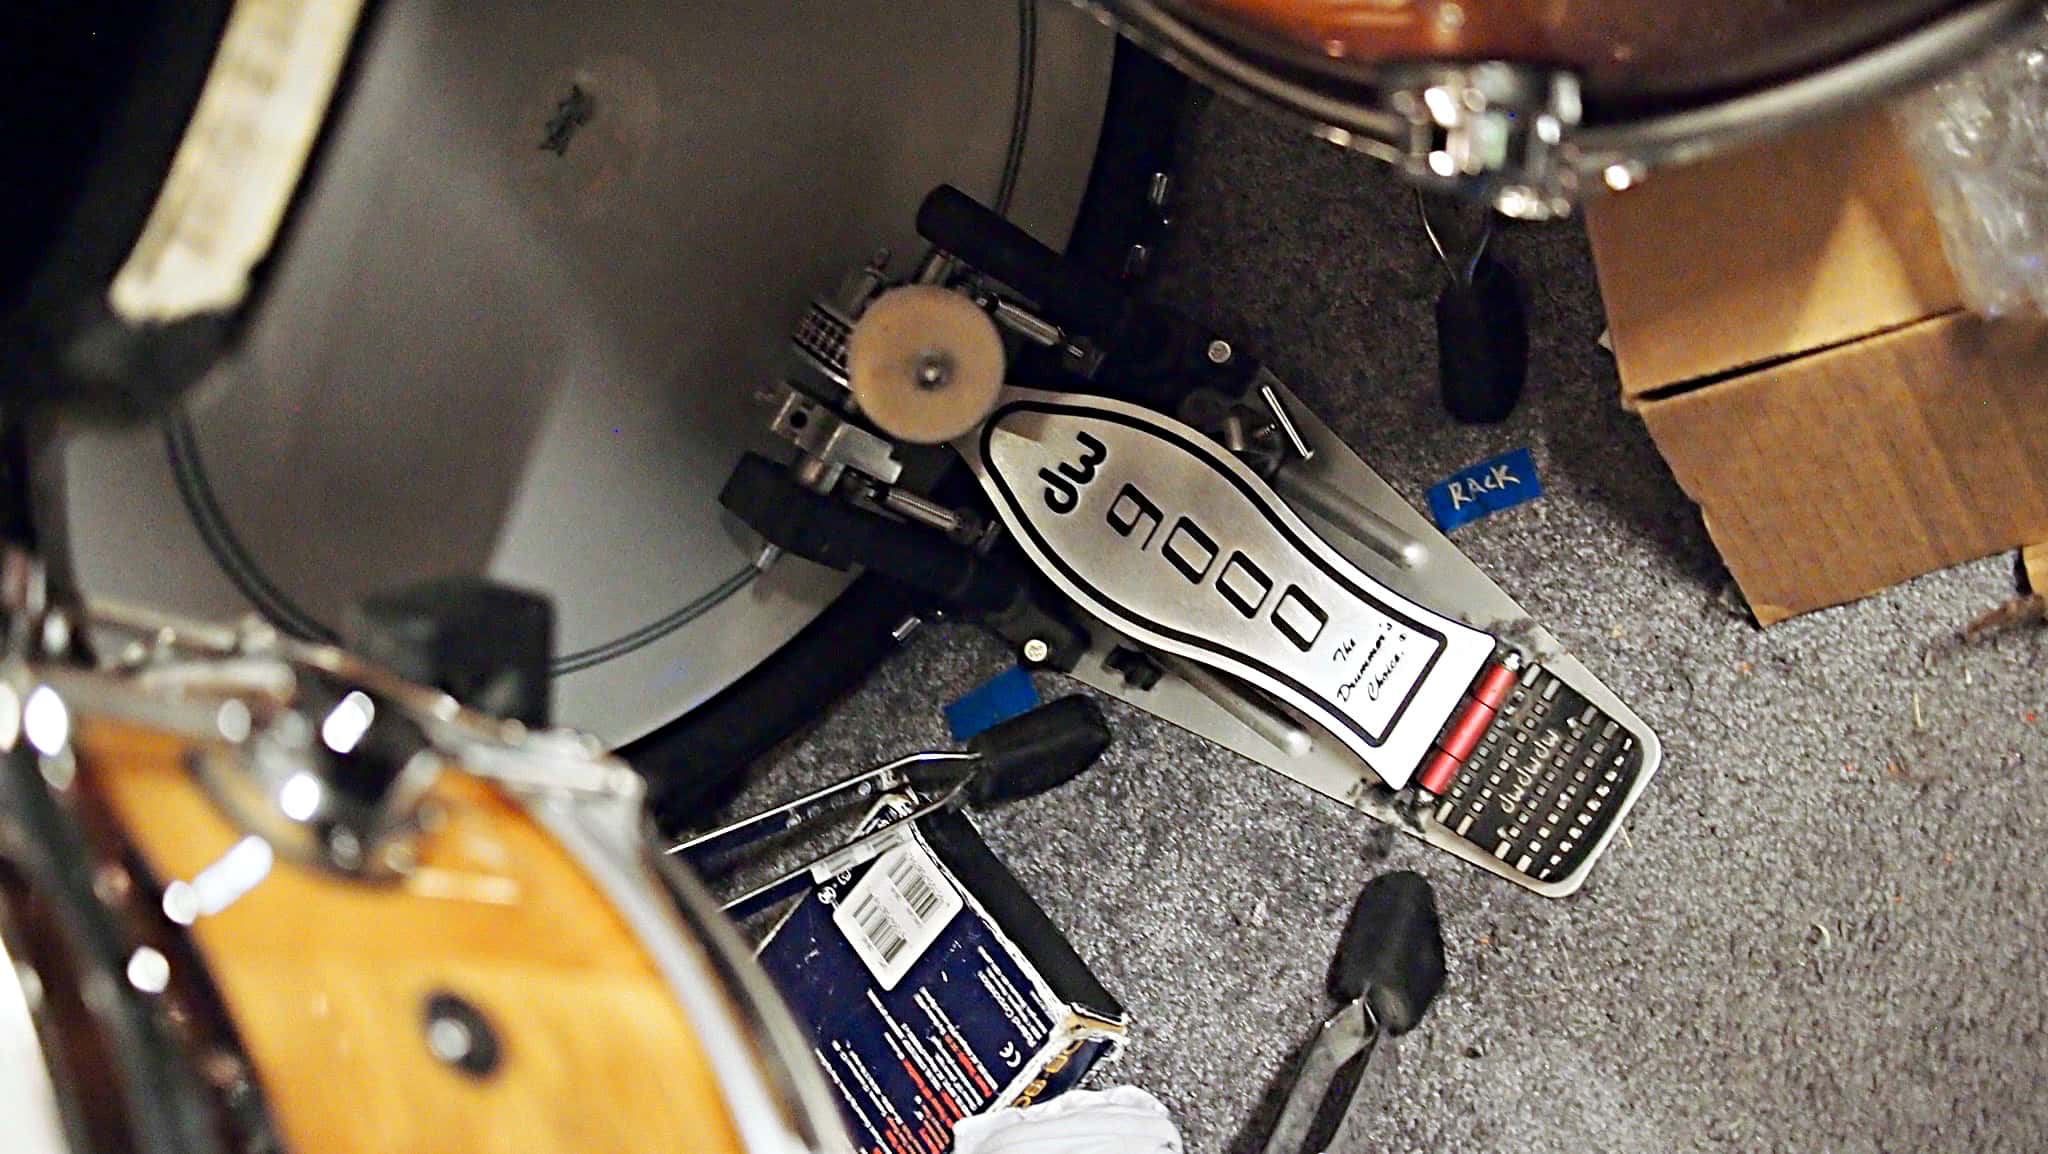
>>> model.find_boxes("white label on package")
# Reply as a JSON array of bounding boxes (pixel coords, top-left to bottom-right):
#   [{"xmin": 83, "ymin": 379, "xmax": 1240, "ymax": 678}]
[{"xmin": 833, "ymin": 843, "xmax": 964, "ymax": 990}]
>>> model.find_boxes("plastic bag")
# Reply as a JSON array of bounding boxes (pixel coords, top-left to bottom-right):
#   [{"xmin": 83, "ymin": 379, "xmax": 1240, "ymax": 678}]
[
  {"xmin": 1894, "ymin": 10, "xmax": 2048, "ymax": 316},
  {"xmin": 950, "ymin": 1087, "xmax": 1184, "ymax": 1154}
]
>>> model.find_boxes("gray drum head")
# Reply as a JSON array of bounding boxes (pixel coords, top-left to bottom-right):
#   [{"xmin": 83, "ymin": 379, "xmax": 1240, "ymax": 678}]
[{"xmin": 61, "ymin": 1, "xmax": 1113, "ymax": 745}]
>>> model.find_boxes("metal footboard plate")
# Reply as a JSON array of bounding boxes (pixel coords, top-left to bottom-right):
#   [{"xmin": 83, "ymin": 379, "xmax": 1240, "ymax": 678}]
[
  {"xmin": 966, "ymin": 381, "xmax": 1661, "ymax": 896},
  {"xmin": 963, "ymin": 388, "xmax": 1496, "ymax": 791}
]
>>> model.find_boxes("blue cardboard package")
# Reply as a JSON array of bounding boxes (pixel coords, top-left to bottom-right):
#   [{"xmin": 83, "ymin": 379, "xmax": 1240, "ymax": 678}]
[{"xmin": 756, "ymin": 796, "xmax": 1126, "ymax": 1154}]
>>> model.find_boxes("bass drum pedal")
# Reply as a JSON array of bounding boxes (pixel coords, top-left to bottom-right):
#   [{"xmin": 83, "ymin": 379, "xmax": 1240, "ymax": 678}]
[
  {"xmin": 728, "ymin": 188, "xmax": 1659, "ymax": 896},
  {"xmin": 959, "ymin": 386, "xmax": 1659, "ymax": 897}
]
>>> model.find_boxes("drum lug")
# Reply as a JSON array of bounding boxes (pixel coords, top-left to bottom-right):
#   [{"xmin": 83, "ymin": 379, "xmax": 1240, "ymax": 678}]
[
  {"xmin": 456, "ymin": 729, "xmax": 644, "ymax": 801},
  {"xmin": 1381, "ymin": 62, "xmax": 1584, "ymax": 221},
  {"xmin": 186, "ymin": 669, "xmax": 447, "ymax": 880}
]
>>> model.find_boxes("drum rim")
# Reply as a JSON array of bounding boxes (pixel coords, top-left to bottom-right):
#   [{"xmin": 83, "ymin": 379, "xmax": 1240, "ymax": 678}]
[
  {"xmin": 1575, "ymin": 0, "xmax": 2040, "ymax": 165},
  {"xmin": 0, "ymin": 737, "xmax": 242, "ymax": 1154},
  {"xmin": 0, "ymin": 889, "xmax": 77, "ymax": 1154},
  {"xmin": 1099, "ymin": 0, "xmax": 2037, "ymax": 183},
  {"xmin": 529, "ymin": 793, "xmax": 856, "ymax": 1154},
  {"xmin": 645, "ymin": 843, "xmax": 857, "ymax": 1154}
]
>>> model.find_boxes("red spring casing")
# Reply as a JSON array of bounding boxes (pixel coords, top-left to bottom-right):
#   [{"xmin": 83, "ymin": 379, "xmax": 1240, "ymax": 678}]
[
  {"xmin": 1438, "ymin": 698, "xmax": 1497, "ymax": 763},
  {"xmin": 1470, "ymin": 663, "xmax": 1519, "ymax": 711},
  {"xmin": 1416, "ymin": 749, "xmax": 1463, "ymax": 795}
]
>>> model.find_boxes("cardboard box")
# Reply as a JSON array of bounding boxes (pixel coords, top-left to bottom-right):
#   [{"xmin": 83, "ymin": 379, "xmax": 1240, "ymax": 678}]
[{"xmin": 1586, "ymin": 113, "xmax": 2048, "ymax": 624}]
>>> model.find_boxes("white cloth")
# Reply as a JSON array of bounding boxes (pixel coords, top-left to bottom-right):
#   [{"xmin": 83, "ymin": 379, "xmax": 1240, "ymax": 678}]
[{"xmin": 951, "ymin": 1087, "xmax": 1184, "ymax": 1154}]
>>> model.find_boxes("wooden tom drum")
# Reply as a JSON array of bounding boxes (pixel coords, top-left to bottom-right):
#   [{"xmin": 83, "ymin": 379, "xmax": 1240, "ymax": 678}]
[
  {"xmin": 0, "ymin": 588, "xmax": 847, "ymax": 1154},
  {"xmin": 1093, "ymin": 0, "xmax": 2039, "ymax": 214}
]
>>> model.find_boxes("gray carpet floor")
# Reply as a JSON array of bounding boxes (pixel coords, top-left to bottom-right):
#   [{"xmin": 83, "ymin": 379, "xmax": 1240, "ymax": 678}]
[{"xmin": 750, "ymin": 97, "xmax": 2048, "ymax": 1154}]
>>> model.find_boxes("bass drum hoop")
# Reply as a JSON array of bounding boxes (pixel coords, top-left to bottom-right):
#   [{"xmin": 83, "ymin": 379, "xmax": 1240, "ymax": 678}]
[{"xmin": 1097, "ymin": 0, "xmax": 2036, "ymax": 181}]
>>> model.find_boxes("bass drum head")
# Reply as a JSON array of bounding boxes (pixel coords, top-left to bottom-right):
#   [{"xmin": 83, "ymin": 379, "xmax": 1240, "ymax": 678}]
[{"xmin": 60, "ymin": 1, "xmax": 1115, "ymax": 749}]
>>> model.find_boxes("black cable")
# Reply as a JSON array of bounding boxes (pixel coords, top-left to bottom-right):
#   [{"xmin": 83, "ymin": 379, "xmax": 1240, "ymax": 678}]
[
  {"xmin": 165, "ymin": 411, "xmax": 338, "ymax": 643},
  {"xmin": 166, "ymin": 407, "xmax": 756, "ymax": 675},
  {"xmin": 549, "ymin": 565, "xmax": 758, "ymax": 675},
  {"xmin": 993, "ymin": 0, "xmax": 1037, "ymax": 216}
]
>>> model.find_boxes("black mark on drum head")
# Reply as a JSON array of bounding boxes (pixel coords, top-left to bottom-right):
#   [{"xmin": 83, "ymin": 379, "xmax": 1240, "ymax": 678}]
[{"xmin": 540, "ymin": 83, "xmax": 595, "ymax": 156}]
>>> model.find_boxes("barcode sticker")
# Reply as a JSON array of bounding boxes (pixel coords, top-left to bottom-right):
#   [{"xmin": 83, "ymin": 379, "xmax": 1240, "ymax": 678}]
[{"xmin": 832, "ymin": 844, "xmax": 962, "ymax": 989}]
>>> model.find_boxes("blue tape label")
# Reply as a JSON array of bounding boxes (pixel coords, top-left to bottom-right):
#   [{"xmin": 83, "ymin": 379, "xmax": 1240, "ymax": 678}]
[
  {"xmin": 944, "ymin": 665, "xmax": 1041, "ymax": 742},
  {"xmin": 1427, "ymin": 447, "xmax": 1542, "ymax": 532}
]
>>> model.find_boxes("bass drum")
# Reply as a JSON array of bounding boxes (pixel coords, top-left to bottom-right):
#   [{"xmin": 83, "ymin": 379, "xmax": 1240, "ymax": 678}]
[
  {"xmin": 1096, "ymin": 0, "xmax": 2037, "ymax": 215},
  {"xmin": 51, "ymin": 1, "xmax": 1168, "ymax": 820}
]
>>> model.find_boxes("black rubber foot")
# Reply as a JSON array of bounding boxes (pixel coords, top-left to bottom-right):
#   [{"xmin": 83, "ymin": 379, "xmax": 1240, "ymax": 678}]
[{"xmin": 1436, "ymin": 254, "xmax": 1528, "ymax": 425}]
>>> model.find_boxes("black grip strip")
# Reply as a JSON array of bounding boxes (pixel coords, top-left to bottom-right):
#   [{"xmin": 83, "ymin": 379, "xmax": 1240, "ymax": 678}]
[
  {"xmin": 962, "ymin": 695, "xmax": 1111, "ymax": 806},
  {"xmin": 721, "ymin": 453, "xmax": 1022, "ymax": 614},
  {"xmin": 917, "ymin": 183, "xmax": 1130, "ymax": 339},
  {"xmin": 1328, "ymin": 870, "xmax": 1447, "ymax": 1036}
]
